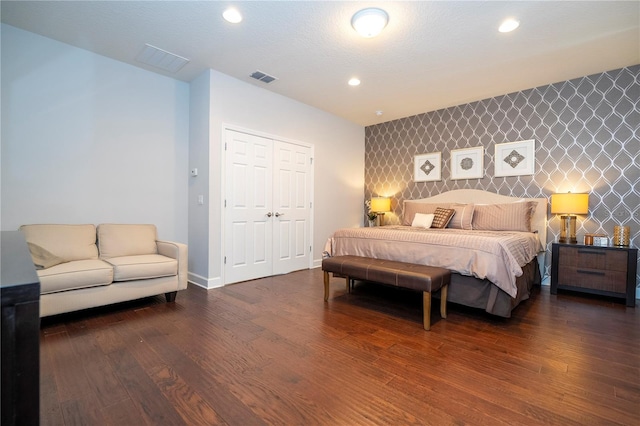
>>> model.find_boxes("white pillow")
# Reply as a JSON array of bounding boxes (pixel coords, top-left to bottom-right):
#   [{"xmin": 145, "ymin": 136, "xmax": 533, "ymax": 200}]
[{"xmin": 411, "ymin": 213, "xmax": 435, "ymax": 228}]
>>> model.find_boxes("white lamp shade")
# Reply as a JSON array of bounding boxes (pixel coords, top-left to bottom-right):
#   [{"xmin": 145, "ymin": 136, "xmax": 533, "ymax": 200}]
[{"xmin": 370, "ymin": 197, "xmax": 391, "ymax": 213}]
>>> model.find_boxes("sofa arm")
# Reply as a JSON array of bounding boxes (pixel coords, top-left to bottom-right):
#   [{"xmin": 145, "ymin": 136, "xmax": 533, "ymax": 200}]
[{"xmin": 156, "ymin": 240, "xmax": 188, "ymax": 291}]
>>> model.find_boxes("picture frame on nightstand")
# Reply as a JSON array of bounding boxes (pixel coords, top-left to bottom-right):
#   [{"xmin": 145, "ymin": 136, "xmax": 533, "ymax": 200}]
[{"xmin": 592, "ymin": 236, "xmax": 609, "ymax": 247}]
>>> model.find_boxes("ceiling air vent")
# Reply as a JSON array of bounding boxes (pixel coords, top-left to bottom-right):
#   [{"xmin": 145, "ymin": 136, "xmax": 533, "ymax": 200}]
[
  {"xmin": 250, "ymin": 70, "xmax": 278, "ymax": 84},
  {"xmin": 136, "ymin": 44, "xmax": 190, "ymax": 73}
]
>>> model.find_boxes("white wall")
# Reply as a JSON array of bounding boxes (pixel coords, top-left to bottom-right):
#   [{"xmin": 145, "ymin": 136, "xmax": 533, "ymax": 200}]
[
  {"xmin": 0, "ymin": 24, "xmax": 363, "ymax": 285},
  {"xmin": 1, "ymin": 25, "xmax": 189, "ymax": 242},
  {"xmin": 187, "ymin": 72, "xmax": 212, "ymax": 281},
  {"xmin": 188, "ymin": 69, "xmax": 364, "ymax": 288}
]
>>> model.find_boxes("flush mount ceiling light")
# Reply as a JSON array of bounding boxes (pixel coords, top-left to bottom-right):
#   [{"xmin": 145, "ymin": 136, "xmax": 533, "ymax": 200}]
[
  {"xmin": 499, "ymin": 18, "xmax": 520, "ymax": 33},
  {"xmin": 351, "ymin": 8, "xmax": 389, "ymax": 38},
  {"xmin": 223, "ymin": 7, "xmax": 242, "ymax": 23},
  {"xmin": 348, "ymin": 77, "xmax": 361, "ymax": 86}
]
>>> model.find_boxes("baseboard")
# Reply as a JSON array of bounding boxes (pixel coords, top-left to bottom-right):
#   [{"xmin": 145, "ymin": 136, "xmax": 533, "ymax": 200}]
[
  {"xmin": 187, "ymin": 272, "xmax": 223, "ymax": 289},
  {"xmin": 191, "ymin": 265, "xmax": 639, "ymax": 300}
]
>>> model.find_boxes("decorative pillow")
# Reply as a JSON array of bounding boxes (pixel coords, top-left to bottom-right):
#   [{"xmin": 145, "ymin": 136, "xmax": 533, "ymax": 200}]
[
  {"xmin": 411, "ymin": 213, "xmax": 435, "ymax": 228},
  {"xmin": 447, "ymin": 203, "xmax": 475, "ymax": 230},
  {"xmin": 431, "ymin": 207, "xmax": 455, "ymax": 229},
  {"xmin": 472, "ymin": 201, "xmax": 536, "ymax": 232},
  {"xmin": 402, "ymin": 201, "xmax": 451, "ymax": 226},
  {"xmin": 27, "ymin": 242, "xmax": 66, "ymax": 269}
]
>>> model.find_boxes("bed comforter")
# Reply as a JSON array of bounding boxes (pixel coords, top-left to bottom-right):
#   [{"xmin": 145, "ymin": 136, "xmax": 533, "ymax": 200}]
[{"xmin": 324, "ymin": 226, "xmax": 543, "ymax": 298}]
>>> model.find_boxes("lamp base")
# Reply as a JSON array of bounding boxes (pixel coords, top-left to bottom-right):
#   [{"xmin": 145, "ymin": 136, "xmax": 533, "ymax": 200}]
[
  {"xmin": 377, "ymin": 212, "xmax": 386, "ymax": 226},
  {"xmin": 559, "ymin": 215, "xmax": 578, "ymax": 244},
  {"xmin": 558, "ymin": 236, "xmax": 578, "ymax": 244}
]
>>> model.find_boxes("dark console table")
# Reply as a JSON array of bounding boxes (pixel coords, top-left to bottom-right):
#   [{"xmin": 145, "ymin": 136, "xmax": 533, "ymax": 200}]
[{"xmin": 1, "ymin": 231, "xmax": 40, "ymax": 426}]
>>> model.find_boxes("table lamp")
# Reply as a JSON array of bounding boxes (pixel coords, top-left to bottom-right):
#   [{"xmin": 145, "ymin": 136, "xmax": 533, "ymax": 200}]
[
  {"xmin": 550, "ymin": 192, "xmax": 589, "ymax": 244},
  {"xmin": 370, "ymin": 197, "xmax": 391, "ymax": 226}
]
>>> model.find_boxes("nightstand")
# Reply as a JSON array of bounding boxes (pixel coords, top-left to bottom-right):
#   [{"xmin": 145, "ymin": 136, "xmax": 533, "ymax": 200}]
[{"xmin": 551, "ymin": 242, "xmax": 638, "ymax": 307}]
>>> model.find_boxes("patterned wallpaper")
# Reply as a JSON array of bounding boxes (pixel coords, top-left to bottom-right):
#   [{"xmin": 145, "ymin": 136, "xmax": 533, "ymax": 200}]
[{"xmin": 365, "ymin": 65, "xmax": 639, "ymax": 284}]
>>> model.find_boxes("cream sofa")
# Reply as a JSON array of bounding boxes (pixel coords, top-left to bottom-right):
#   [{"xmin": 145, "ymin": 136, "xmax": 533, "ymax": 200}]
[{"xmin": 19, "ymin": 223, "xmax": 188, "ymax": 317}]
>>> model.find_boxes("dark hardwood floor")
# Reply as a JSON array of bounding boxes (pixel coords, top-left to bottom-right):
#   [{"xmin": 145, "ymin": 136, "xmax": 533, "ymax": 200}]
[{"xmin": 40, "ymin": 268, "xmax": 640, "ymax": 425}]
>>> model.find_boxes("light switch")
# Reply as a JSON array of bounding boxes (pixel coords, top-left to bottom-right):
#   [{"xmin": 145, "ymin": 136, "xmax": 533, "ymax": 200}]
[{"xmin": 198, "ymin": 195, "xmax": 204, "ymax": 205}]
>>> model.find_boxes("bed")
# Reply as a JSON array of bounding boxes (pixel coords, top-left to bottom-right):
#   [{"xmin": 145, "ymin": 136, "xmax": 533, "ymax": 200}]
[{"xmin": 324, "ymin": 189, "xmax": 547, "ymax": 317}]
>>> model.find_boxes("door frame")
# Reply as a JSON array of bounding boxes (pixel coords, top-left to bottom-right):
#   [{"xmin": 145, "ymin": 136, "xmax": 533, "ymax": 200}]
[{"xmin": 220, "ymin": 123, "xmax": 315, "ymax": 285}]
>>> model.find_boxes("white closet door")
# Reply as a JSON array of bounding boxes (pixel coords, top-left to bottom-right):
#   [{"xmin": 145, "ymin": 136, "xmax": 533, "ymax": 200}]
[
  {"xmin": 272, "ymin": 141, "xmax": 312, "ymax": 275},
  {"xmin": 224, "ymin": 130, "xmax": 273, "ymax": 284},
  {"xmin": 224, "ymin": 129, "xmax": 313, "ymax": 285}
]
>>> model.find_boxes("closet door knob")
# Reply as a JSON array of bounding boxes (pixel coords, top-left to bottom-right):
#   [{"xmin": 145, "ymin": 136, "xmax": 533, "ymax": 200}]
[
  {"xmin": 275, "ymin": 212, "xmax": 284, "ymax": 217},
  {"xmin": 266, "ymin": 212, "xmax": 273, "ymax": 217}
]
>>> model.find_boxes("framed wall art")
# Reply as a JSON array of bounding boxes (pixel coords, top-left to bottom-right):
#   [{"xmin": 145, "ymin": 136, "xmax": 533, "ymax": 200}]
[
  {"xmin": 450, "ymin": 146, "xmax": 484, "ymax": 180},
  {"xmin": 414, "ymin": 152, "xmax": 441, "ymax": 182},
  {"xmin": 494, "ymin": 139, "xmax": 536, "ymax": 177}
]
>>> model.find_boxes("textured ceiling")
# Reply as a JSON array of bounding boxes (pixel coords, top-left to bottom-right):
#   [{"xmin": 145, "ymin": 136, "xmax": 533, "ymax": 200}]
[{"xmin": 2, "ymin": 1, "xmax": 638, "ymax": 126}]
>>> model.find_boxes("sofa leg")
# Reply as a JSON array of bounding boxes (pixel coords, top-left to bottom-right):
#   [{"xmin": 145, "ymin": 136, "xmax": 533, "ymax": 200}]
[{"xmin": 165, "ymin": 291, "xmax": 177, "ymax": 303}]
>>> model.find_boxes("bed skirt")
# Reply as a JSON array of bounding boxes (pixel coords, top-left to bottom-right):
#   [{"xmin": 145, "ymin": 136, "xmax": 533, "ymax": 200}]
[{"xmin": 439, "ymin": 257, "xmax": 541, "ymax": 318}]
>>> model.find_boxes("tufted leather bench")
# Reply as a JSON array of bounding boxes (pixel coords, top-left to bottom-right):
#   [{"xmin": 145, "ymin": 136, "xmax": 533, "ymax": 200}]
[{"xmin": 322, "ymin": 255, "xmax": 451, "ymax": 330}]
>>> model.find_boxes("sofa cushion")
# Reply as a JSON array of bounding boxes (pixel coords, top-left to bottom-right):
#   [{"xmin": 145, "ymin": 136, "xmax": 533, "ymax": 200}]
[
  {"xmin": 20, "ymin": 224, "xmax": 99, "ymax": 262},
  {"xmin": 98, "ymin": 224, "xmax": 158, "ymax": 259},
  {"xmin": 38, "ymin": 259, "xmax": 113, "ymax": 294},
  {"xmin": 105, "ymin": 254, "xmax": 177, "ymax": 282}
]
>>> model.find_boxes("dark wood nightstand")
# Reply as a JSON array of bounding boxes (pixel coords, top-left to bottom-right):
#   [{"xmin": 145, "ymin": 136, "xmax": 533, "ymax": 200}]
[{"xmin": 551, "ymin": 242, "xmax": 637, "ymax": 307}]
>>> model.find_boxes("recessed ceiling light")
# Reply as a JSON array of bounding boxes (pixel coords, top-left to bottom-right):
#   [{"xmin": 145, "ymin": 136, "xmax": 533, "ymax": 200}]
[
  {"xmin": 375, "ymin": 111, "xmax": 383, "ymax": 116},
  {"xmin": 351, "ymin": 8, "xmax": 389, "ymax": 38},
  {"xmin": 499, "ymin": 18, "xmax": 520, "ymax": 33},
  {"xmin": 348, "ymin": 78, "xmax": 361, "ymax": 86},
  {"xmin": 223, "ymin": 8, "xmax": 242, "ymax": 24}
]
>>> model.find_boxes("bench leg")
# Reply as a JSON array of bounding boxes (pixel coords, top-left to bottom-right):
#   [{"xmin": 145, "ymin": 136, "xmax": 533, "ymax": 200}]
[
  {"xmin": 423, "ymin": 284, "xmax": 448, "ymax": 331},
  {"xmin": 440, "ymin": 283, "xmax": 448, "ymax": 319},
  {"xmin": 324, "ymin": 271, "xmax": 330, "ymax": 301},
  {"xmin": 423, "ymin": 291, "xmax": 432, "ymax": 331},
  {"xmin": 324, "ymin": 272, "xmax": 354, "ymax": 300}
]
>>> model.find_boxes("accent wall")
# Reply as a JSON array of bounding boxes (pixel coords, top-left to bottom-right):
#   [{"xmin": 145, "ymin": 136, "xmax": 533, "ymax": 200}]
[{"xmin": 364, "ymin": 65, "xmax": 639, "ymax": 288}]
